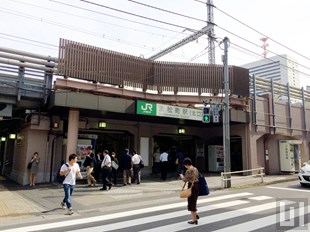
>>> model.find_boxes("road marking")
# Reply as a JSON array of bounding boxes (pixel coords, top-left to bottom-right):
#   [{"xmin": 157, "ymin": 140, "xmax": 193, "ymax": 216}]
[
  {"xmin": 267, "ymin": 186, "xmax": 310, "ymax": 192},
  {"xmin": 1, "ymin": 192, "xmax": 253, "ymax": 232},
  {"xmin": 68, "ymin": 200, "xmax": 249, "ymax": 232},
  {"xmin": 248, "ymin": 196, "xmax": 273, "ymax": 201},
  {"xmin": 212, "ymin": 205, "xmax": 309, "ymax": 232},
  {"xmin": 140, "ymin": 202, "xmax": 279, "ymax": 232}
]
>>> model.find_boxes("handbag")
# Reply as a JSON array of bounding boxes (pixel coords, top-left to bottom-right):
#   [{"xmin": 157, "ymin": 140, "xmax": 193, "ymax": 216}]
[
  {"xmin": 139, "ymin": 160, "xmax": 144, "ymax": 169},
  {"xmin": 180, "ymin": 182, "xmax": 192, "ymax": 198},
  {"xmin": 198, "ymin": 174, "xmax": 210, "ymax": 196},
  {"xmin": 111, "ymin": 160, "xmax": 119, "ymax": 170},
  {"xmin": 139, "ymin": 155, "xmax": 144, "ymax": 169},
  {"xmin": 27, "ymin": 162, "xmax": 32, "ymax": 170}
]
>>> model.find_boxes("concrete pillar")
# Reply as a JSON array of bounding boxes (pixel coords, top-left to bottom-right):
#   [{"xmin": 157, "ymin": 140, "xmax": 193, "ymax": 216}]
[{"xmin": 66, "ymin": 109, "xmax": 79, "ymax": 161}]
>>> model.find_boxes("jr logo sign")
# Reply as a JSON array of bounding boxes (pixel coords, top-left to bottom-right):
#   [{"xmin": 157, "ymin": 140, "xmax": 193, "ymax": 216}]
[
  {"xmin": 141, "ymin": 103, "xmax": 153, "ymax": 111},
  {"xmin": 137, "ymin": 101, "xmax": 156, "ymax": 116}
]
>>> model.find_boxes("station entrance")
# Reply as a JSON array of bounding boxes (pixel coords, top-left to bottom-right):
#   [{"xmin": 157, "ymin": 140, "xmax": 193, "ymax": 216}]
[{"xmin": 153, "ymin": 135, "xmax": 197, "ymax": 173}]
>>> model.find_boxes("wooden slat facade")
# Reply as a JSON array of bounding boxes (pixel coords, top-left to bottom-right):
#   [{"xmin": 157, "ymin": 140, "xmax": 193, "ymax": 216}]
[{"xmin": 58, "ymin": 39, "xmax": 249, "ymax": 96}]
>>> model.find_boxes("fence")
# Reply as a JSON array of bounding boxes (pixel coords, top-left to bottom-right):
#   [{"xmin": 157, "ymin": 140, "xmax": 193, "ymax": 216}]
[{"xmin": 221, "ymin": 167, "xmax": 265, "ymax": 188}]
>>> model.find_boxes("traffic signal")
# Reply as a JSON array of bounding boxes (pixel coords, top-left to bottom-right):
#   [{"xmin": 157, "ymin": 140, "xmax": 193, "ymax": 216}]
[{"xmin": 202, "ymin": 107, "xmax": 210, "ymax": 123}]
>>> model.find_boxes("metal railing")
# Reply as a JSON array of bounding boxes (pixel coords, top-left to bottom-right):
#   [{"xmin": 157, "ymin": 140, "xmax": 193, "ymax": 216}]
[
  {"xmin": 221, "ymin": 167, "xmax": 265, "ymax": 188},
  {"xmin": 0, "ymin": 47, "xmax": 57, "ymax": 106}
]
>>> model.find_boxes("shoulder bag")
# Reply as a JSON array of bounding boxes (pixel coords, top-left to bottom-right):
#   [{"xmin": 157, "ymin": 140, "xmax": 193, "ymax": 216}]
[
  {"xmin": 27, "ymin": 162, "xmax": 32, "ymax": 170},
  {"xmin": 180, "ymin": 182, "xmax": 192, "ymax": 198},
  {"xmin": 111, "ymin": 160, "xmax": 119, "ymax": 170},
  {"xmin": 139, "ymin": 155, "xmax": 144, "ymax": 169},
  {"xmin": 198, "ymin": 174, "xmax": 210, "ymax": 196}
]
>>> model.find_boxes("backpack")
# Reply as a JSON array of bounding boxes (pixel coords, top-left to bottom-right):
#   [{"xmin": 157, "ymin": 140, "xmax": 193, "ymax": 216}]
[{"xmin": 56, "ymin": 163, "xmax": 69, "ymax": 184}]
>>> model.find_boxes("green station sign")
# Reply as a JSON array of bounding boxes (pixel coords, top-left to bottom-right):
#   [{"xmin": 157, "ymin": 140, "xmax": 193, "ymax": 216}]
[{"xmin": 136, "ymin": 100, "xmax": 202, "ymax": 121}]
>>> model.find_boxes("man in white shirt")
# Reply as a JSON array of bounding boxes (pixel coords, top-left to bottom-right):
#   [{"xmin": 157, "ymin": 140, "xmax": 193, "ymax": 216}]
[
  {"xmin": 100, "ymin": 150, "xmax": 113, "ymax": 191},
  {"xmin": 59, "ymin": 153, "xmax": 83, "ymax": 215},
  {"xmin": 159, "ymin": 149, "xmax": 169, "ymax": 180}
]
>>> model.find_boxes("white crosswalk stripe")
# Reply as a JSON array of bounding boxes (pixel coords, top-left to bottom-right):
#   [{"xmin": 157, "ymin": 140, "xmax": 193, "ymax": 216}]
[
  {"xmin": 1, "ymin": 192, "xmax": 253, "ymax": 232},
  {"xmin": 141, "ymin": 202, "xmax": 278, "ymax": 232},
  {"xmin": 69, "ymin": 200, "xmax": 249, "ymax": 232},
  {"xmin": 2, "ymin": 191, "xmax": 309, "ymax": 232},
  {"xmin": 212, "ymin": 206, "xmax": 310, "ymax": 232}
]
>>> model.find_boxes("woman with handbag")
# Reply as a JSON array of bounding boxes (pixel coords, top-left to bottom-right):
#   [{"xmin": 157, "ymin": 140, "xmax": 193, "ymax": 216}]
[
  {"xmin": 111, "ymin": 152, "xmax": 119, "ymax": 185},
  {"xmin": 180, "ymin": 157, "xmax": 200, "ymax": 225}
]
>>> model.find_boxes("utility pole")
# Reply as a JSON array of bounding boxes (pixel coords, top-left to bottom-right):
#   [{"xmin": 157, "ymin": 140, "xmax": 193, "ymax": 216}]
[
  {"xmin": 207, "ymin": 0, "xmax": 215, "ymax": 64},
  {"xmin": 148, "ymin": 2, "xmax": 215, "ymax": 62},
  {"xmin": 222, "ymin": 37, "xmax": 231, "ymax": 188}
]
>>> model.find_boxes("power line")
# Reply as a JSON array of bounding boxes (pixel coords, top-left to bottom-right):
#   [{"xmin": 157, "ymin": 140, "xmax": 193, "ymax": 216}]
[
  {"xmin": 0, "ymin": 8, "xmax": 166, "ymax": 53},
  {"xmin": 215, "ymin": 24, "xmax": 310, "ymax": 73},
  {"xmin": 3, "ymin": 0, "xmax": 310, "ymax": 74},
  {"xmin": 214, "ymin": 6, "xmax": 310, "ymax": 62},
  {"xmin": 229, "ymin": 41, "xmax": 310, "ymax": 78},
  {"xmin": 0, "ymin": 32, "xmax": 56, "ymax": 48},
  {"xmin": 128, "ymin": 0, "xmax": 207, "ymax": 23},
  {"xmin": 78, "ymin": 0, "xmax": 190, "ymax": 30},
  {"xmin": 11, "ymin": 0, "xmax": 184, "ymax": 40},
  {"xmin": 49, "ymin": 0, "xmax": 184, "ymax": 34}
]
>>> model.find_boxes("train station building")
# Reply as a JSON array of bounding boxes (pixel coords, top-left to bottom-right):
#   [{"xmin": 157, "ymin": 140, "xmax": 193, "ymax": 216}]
[{"xmin": 0, "ymin": 39, "xmax": 309, "ymax": 185}]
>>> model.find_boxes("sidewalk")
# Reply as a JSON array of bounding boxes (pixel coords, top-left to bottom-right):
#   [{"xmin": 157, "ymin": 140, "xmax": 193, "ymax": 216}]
[{"xmin": 0, "ymin": 173, "xmax": 298, "ymax": 227}]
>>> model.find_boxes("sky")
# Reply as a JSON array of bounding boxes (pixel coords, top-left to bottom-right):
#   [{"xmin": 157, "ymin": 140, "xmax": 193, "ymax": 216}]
[{"xmin": 1, "ymin": 0, "xmax": 310, "ymax": 86}]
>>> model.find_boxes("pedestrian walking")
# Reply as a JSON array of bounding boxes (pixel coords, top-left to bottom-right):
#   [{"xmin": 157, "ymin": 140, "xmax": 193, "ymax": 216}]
[
  {"xmin": 83, "ymin": 147, "xmax": 96, "ymax": 186},
  {"xmin": 132, "ymin": 150, "xmax": 142, "ymax": 184},
  {"xmin": 153, "ymin": 148, "xmax": 160, "ymax": 174},
  {"xmin": 111, "ymin": 151, "xmax": 119, "ymax": 185},
  {"xmin": 175, "ymin": 149, "xmax": 185, "ymax": 176},
  {"xmin": 59, "ymin": 153, "xmax": 83, "ymax": 215},
  {"xmin": 159, "ymin": 148, "xmax": 169, "ymax": 180},
  {"xmin": 28, "ymin": 152, "xmax": 40, "ymax": 186},
  {"xmin": 100, "ymin": 150, "xmax": 113, "ymax": 191},
  {"xmin": 93, "ymin": 152, "xmax": 103, "ymax": 181},
  {"xmin": 121, "ymin": 148, "xmax": 133, "ymax": 185},
  {"xmin": 179, "ymin": 157, "xmax": 200, "ymax": 225}
]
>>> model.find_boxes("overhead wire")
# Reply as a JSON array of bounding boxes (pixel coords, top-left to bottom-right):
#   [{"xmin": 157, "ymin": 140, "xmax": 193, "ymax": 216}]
[
  {"xmin": 78, "ymin": 0, "xmax": 190, "ymax": 30},
  {"xmin": 215, "ymin": 24, "xmax": 310, "ymax": 73},
  {"xmin": 229, "ymin": 41, "xmax": 310, "ymax": 78},
  {"xmin": 0, "ymin": 8, "xmax": 167, "ymax": 53},
  {"xmin": 128, "ymin": 0, "xmax": 207, "ymax": 23},
  {"xmin": 1, "ymin": 1, "xmax": 208, "ymax": 60},
  {"xmin": 126, "ymin": 0, "xmax": 310, "ymax": 72},
  {"xmin": 191, "ymin": 0, "xmax": 310, "ymax": 63},
  {"xmin": 3, "ymin": 0, "xmax": 310, "ymax": 75},
  {"xmin": 11, "ymin": 0, "xmax": 188, "ymax": 40},
  {"xmin": 214, "ymin": 6, "xmax": 310, "ymax": 62}
]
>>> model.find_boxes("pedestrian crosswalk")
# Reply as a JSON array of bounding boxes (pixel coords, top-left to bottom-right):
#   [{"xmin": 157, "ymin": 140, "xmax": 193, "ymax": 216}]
[{"xmin": 1, "ymin": 191, "xmax": 308, "ymax": 232}]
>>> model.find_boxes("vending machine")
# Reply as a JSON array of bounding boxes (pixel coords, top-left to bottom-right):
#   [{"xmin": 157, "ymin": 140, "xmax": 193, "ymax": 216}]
[
  {"xmin": 208, "ymin": 145, "xmax": 224, "ymax": 172},
  {"xmin": 279, "ymin": 140, "xmax": 302, "ymax": 172}
]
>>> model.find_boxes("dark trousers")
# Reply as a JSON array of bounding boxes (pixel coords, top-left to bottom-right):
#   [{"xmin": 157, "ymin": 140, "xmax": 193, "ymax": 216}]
[
  {"xmin": 160, "ymin": 161, "xmax": 168, "ymax": 180},
  {"xmin": 132, "ymin": 164, "xmax": 141, "ymax": 183},
  {"xmin": 93, "ymin": 163, "xmax": 101, "ymax": 181},
  {"xmin": 101, "ymin": 166, "xmax": 112, "ymax": 189},
  {"xmin": 111, "ymin": 168, "xmax": 118, "ymax": 185}
]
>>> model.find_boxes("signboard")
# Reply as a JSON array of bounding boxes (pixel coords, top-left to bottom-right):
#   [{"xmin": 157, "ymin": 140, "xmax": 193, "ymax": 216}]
[
  {"xmin": 137, "ymin": 101, "xmax": 156, "ymax": 116},
  {"xmin": 137, "ymin": 100, "xmax": 202, "ymax": 121}
]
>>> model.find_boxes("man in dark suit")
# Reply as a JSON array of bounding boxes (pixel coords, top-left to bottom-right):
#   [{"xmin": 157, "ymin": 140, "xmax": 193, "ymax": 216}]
[{"xmin": 121, "ymin": 148, "xmax": 133, "ymax": 186}]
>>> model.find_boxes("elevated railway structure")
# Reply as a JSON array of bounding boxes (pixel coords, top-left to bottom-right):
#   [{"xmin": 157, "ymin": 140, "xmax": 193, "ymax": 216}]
[{"xmin": 1, "ymin": 39, "xmax": 310, "ymax": 184}]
